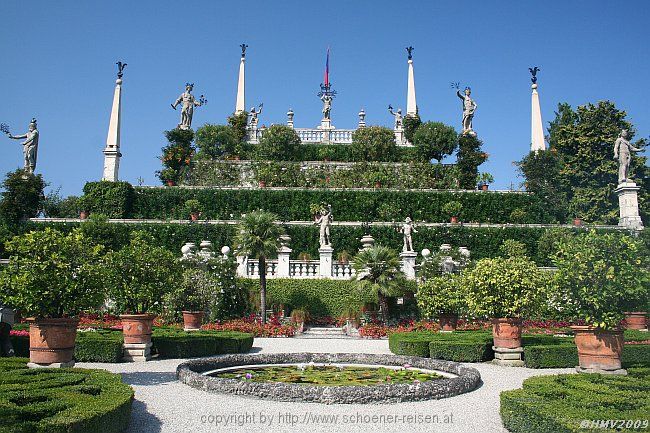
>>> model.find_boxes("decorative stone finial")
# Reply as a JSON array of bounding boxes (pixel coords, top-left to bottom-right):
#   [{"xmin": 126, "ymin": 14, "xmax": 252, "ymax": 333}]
[
  {"xmin": 240, "ymin": 43, "xmax": 248, "ymax": 58},
  {"xmin": 116, "ymin": 61, "xmax": 127, "ymax": 79},
  {"xmin": 529, "ymin": 66, "xmax": 540, "ymax": 85},
  {"xmin": 406, "ymin": 46, "xmax": 414, "ymax": 60}
]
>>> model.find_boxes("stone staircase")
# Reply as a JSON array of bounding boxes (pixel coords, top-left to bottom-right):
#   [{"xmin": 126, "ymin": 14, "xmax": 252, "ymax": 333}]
[{"xmin": 295, "ymin": 326, "xmax": 356, "ymax": 339}]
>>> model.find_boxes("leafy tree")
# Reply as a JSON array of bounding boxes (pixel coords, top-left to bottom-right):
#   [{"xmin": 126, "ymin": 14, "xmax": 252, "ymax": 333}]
[
  {"xmin": 0, "ymin": 169, "xmax": 45, "ymax": 224},
  {"xmin": 352, "ymin": 245, "xmax": 406, "ymax": 323},
  {"xmin": 417, "ymin": 274, "xmax": 465, "ymax": 318},
  {"xmin": 351, "ymin": 126, "xmax": 397, "ymax": 162},
  {"xmin": 255, "ymin": 125, "xmax": 302, "ymax": 161},
  {"xmin": 499, "ymin": 239, "xmax": 528, "ymax": 258},
  {"xmin": 548, "ymin": 101, "xmax": 648, "ymax": 224},
  {"xmin": 403, "ymin": 113, "xmax": 422, "ymax": 144},
  {"xmin": 227, "ymin": 111, "xmax": 249, "ymax": 144},
  {"xmin": 234, "ymin": 210, "xmax": 284, "ymax": 323},
  {"xmin": 0, "ymin": 228, "xmax": 106, "ymax": 318},
  {"xmin": 195, "ymin": 124, "xmax": 239, "ymax": 159},
  {"xmin": 516, "ymin": 150, "xmax": 567, "ymax": 222},
  {"xmin": 157, "ymin": 129, "xmax": 195, "ymax": 184},
  {"xmin": 412, "ymin": 122, "xmax": 458, "ymax": 163},
  {"xmin": 456, "ymin": 134, "xmax": 488, "ymax": 189}
]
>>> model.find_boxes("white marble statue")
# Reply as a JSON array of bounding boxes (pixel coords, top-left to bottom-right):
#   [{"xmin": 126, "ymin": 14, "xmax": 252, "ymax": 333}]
[
  {"xmin": 388, "ymin": 105, "xmax": 403, "ymax": 129},
  {"xmin": 457, "ymin": 87, "xmax": 477, "ymax": 135},
  {"xmin": 314, "ymin": 204, "xmax": 333, "ymax": 248},
  {"xmin": 614, "ymin": 129, "xmax": 642, "ymax": 184},
  {"xmin": 171, "ymin": 83, "xmax": 205, "ymax": 130},
  {"xmin": 400, "ymin": 217, "xmax": 417, "ymax": 252},
  {"xmin": 320, "ymin": 94, "xmax": 332, "ymax": 120},
  {"xmin": 248, "ymin": 103, "xmax": 263, "ymax": 129},
  {"xmin": 5, "ymin": 118, "xmax": 39, "ymax": 174}
]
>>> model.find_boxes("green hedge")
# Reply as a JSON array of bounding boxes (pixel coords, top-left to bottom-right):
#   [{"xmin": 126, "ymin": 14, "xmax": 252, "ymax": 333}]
[
  {"xmin": 21, "ymin": 220, "xmax": 613, "ymax": 266},
  {"xmin": 239, "ymin": 278, "xmax": 379, "ymax": 318},
  {"xmin": 132, "ymin": 187, "xmax": 552, "ymax": 223},
  {"xmin": 10, "ymin": 328, "xmax": 254, "ymax": 362},
  {"xmin": 500, "ymin": 368, "xmax": 650, "ymax": 433},
  {"xmin": 298, "ymin": 144, "xmax": 420, "ymax": 162},
  {"xmin": 82, "ymin": 181, "xmax": 135, "ymax": 218},
  {"xmin": 0, "ymin": 358, "xmax": 133, "ymax": 433}
]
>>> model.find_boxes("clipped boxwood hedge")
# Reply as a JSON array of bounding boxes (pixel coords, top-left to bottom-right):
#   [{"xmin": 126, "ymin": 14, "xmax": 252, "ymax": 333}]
[
  {"xmin": 296, "ymin": 143, "xmax": 420, "ymax": 162},
  {"xmin": 131, "ymin": 187, "xmax": 553, "ymax": 223},
  {"xmin": 11, "ymin": 331, "xmax": 124, "ymax": 363},
  {"xmin": 239, "ymin": 278, "xmax": 379, "ymax": 318},
  {"xmin": 82, "ymin": 181, "xmax": 135, "ymax": 218},
  {"xmin": 500, "ymin": 367, "xmax": 650, "ymax": 433},
  {"xmin": 0, "ymin": 357, "xmax": 133, "ymax": 433}
]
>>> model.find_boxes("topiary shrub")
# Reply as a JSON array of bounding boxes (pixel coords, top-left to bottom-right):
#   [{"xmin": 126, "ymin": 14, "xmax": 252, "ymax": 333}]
[
  {"xmin": 81, "ymin": 181, "xmax": 135, "ymax": 218},
  {"xmin": 0, "ymin": 169, "xmax": 45, "ymax": 224},
  {"xmin": 456, "ymin": 134, "xmax": 488, "ymax": 189},
  {"xmin": 412, "ymin": 122, "xmax": 458, "ymax": 163},
  {"xmin": 254, "ymin": 125, "xmax": 302, "ymax": 161},
  {"xmin": 350, "ymin": 126, "xmax": 397, "ymax": 162},
  {"xmin": 157, "ymin": 128, "xmax": 195, "ymax": 184},
  {"xmin": 195, "ymin": 124, "xmax": 239, "ymax": 159},
  {"xmin": 416, "ymin": 274, "xmax": 466, "ymax": 318},
  {"xmin": 227, "ymin": 111, "xmax": 249, "ymax": 145},
  {"xmin": 403, "ymin": 113, "xmax": 422, "ymax": 145}
]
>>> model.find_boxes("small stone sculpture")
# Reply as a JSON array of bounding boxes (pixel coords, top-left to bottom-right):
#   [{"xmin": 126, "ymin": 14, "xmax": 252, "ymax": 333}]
[
  {"xmin": 248, "ymin": 103, "xmax": 263, "ymax": 129},
  {"xmin": 457, "ymin": 87, "xmax": 477, "ymax": 136},
  {"xmin": 171, "ymin": 83, "xmax": 206, "ymax": 130},
  {"xmin": 320, "ymin": 94, "xmax": 333, "ymax": 120},
  {"xmin": 614, "ymin": 129, "xmax": 642, "ymax": 184},
  {"xmin": 400, "ymin": 217, "xmax": 417, "ymax": 252},
  {"xmin": 5, "ymin": 118, "xmax": 39, "ymax": 174},
  {"xmin": 314, "ymin": 204, "xmax": 333, "ymax": 248},
  {"xmin": 388, "ymin": 105, "xmax": 403, "ymax": 129},
  {"xmin": 529, "ymin": 66, "xmax": 540, "ymax": 84},
  {"xmin": 406, "ymin": 46, "xmax": 414, "ymax": 60}
]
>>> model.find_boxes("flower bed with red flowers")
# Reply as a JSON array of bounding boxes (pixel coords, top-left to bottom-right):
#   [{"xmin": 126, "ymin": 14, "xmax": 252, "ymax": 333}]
[{"xmin": 201, "ymin": 314, "xmax": 296, "ymax": 338}]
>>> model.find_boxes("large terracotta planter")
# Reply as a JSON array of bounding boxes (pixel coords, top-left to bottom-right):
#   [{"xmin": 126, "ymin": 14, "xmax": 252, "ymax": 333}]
[
  {"xmin": 182, "ymin": 311, "xmax": 204, "ymax": 331},
  {"xmin": 624, "ymin": 312, "xmax": 647, "ymax": 330},
  {"xmin": 190, "ymin": 212, "xmax": 199, "ymax": 221},
  {"xmin": 572, "ymin": 326, "xmax": 624, "ymax": 371},
  {"xmin": 450, "ymin": 216, "xmax": 459, "ymax": 224},
  {"xmin": 481, "ymin": 184, "xmax": 489, "ymax": 191},
  {"xmin": 573, "ymin": 218, "xmax": 583, "ymax": 226},
  {"xmin": 79, "ymin": 211, "xmax": 89, "ymax": 220},
  {"xmin": 492, "ymin": 318, "xmax": 523, "ymax": 349},
  {"xmin": 28, "ymin": 317, "xmax": 79, "ymax": 365},
  {"xmin": 120, "ymin": 314, "xmax": 156, "ymax": 344},
  {"xmin": 439, "ymin": 313, "xmax": 459, "ymax": 331}
]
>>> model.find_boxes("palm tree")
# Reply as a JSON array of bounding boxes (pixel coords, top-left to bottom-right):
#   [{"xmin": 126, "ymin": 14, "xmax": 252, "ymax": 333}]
[
  {"xmin": 352, "ymin": 245, "xmax": 406, "ymax": 323},
  {"xmin": 234, "ymin": 210, "xmax": 284, "ymax": 323}
]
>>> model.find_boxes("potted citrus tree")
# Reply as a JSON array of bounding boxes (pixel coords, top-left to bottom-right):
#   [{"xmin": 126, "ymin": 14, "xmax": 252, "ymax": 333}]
[
  {"xmin": 553, "ymin": 231, "xmax": 649, "ymax": 373},
  {"xmin": 464, "ymin": 256, "xmax": 543, "ymax": 349},
  {"xmin": 476, "ymin": 172, "xmax": 494, "ymax": 191},
  {"xmin": 0, "ymin": 228, "xmax": 105, "ymax": 367},
  {"xmin": 184, "ymin": 199, "xmax": 202, "ymax": 221},
  {"xmin": 103, "ymin": 231, "xmax": 181, "ymax": 345},
  {"xmin": 442, "ymin": 201, "xmax": 463, "ymax": 224},
  {"xmin": 416, "ymin": 274, "xmax": 465, "ymax": 331},
  {"xmin": 167, "ymin": 254, "xmax": 216, "ymax": 330},
  {"xmin": 290, "ymin": 308, "xmax": 310, "ymax": 333}
]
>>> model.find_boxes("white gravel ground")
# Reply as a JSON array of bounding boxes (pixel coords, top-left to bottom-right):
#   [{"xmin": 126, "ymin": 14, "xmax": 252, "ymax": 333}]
[{"xmin": 79, "ymin": 337, "xmax": 574, "ymax": 433}]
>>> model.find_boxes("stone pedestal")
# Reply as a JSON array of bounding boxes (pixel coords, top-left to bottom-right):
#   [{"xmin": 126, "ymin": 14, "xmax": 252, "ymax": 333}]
[
  {"xmin": 277, "ymin": 246, "xmax": 292, "ymax": 278},
  {"xmin": 123, "ymin": 343, "xmax": 152, "ymax": 362},
  {"xmin": 400, "ymin": 251, "xmax": 417, "ymax": 280},
  {"xmin": 615, "ymin": 182, "xmax": 644, "ymax": 229},
  {"xmin": 319, "ymin": 246, "xmax": 333, "ymax": 278},
  {"xmin": 492, "ymin": 346, "xmax": 524, "ymax": 367},
  {"xmin": 27, "ymin": 360, "xmax": 75, "ymax": 369},
  {"xmin": 394, "ymin": 128, "xmax": 405, "ymax": 146}
]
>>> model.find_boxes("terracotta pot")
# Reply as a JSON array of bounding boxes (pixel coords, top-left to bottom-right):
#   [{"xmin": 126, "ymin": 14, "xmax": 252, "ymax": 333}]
[
  {"xmin": 28, "ymin": 317, "xmax": 79, "ymax": 365},
  {"xmin": 374, "ymin": 182, "xmax": 382, "ymax": 188},
  {"xmin": 182, "ymin": 311, "xmax": 204, "ymax": 331},
  {"xmin": 450, "ymin": 216, "xmax": 459, "ymax": 224},
  {"xmin": 120, "ymin": 314, "xmax": 156, "ymax": 344},
  {"xmin": 259, "ymin": 181, "xmax": 266, "ymax": 188},
  {"xmin": 439, "ymin": 313, "xmax": 459, "ymax": 331},
  {"xmin": 481, "ymin": 184, "xmax": 489, "ymax": 191},
  {"xmin": 166, "ymin": 180, "xmax": 176, "ymax": 187},
  {"xmin": 624, "ymin": 312, "xmax": 647, "ymax": 330},
  {"xmin": 79, "ymin": 211, "xmax": 89, "ymax": 220},
  {"xmin": 492, "ymin": 318, "xmax": 523, "ymax": 349},
  {"xmin": 572, "ymin": 326, "xmax": 624, "ymax": 371},
  {"xmin": 573, "ymin": 218, "xmax": 583, "ymax": 226},
  {"xmin": 325, "ymin": 176, "xmax": 331, "ymax": 184},
  {"xmin": 190, "ymin": 212, "xmax": 199, "ymax": 221}
]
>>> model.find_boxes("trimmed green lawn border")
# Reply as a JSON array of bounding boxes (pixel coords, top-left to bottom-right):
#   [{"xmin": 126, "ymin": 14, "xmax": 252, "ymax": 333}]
[
  {"xmin": 500, "ymin": 367, "xmax": 650, "ymax": 433},
  {"xmin": 0, "ymin": 357, "xmax": 133, "ymax": 433}
]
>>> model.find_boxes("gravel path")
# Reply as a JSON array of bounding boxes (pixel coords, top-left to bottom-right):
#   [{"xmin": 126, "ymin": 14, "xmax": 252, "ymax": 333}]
[{"xmin": 80, "ymin": 338, "xmax": 574, "ymax": 433}]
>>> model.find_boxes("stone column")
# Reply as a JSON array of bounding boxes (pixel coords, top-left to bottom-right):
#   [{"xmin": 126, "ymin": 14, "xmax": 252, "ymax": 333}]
[
  {"xmin": 102, "ymin": 78, "xmax": 123, "ymax": 181},
  {"xmin": 277, "ymin": 235, "xmax": 292, "ymax": 277},
  {"xmin": 531, "ymin": 83, "xmax": 545, "ymax": 152},
  {"xmin": 235, "ymin": 55, "xmax": 245, "ymax": 114},
  {"xmin": 319, "ymin": 246, "xmax": 333, "ymax": 278},
  {"xmin": 360, "ymin": 234, "xmax": 375, "ymax": 251},
  {"xmin": 400, "ymin": 251, "xmax": 417, "ymax": 280},
  {"xmin": 615, "ymin": 182, "xmax": 644, "ymax": 230},
  {"xmin": 407, "ymin": 59, "xmax": 417, "ymax": 116}
]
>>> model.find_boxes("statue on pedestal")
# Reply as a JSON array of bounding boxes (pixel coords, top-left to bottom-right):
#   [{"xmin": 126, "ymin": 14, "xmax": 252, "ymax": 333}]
[
  {"xmin": 248, "ymin": 103, "xmax": 263, "ymax": 129},
  {"xmin": 614, "ymin": 129, "xmax": 642, "ymax": 184},
  {"xmin": 314, "ymin": 204, "xmax": 333, "ymax": 248},
  {"xmin": 399, "ymin": 217, "xmax": 417, "ymax": 252},
  {"xmin": 171, "ymin": 83, "xmax": 206, "ymax": 130},
  {"xmin": 456, "ymin": 87, "xmax": 477, "ymax": 135},
  {"xmin": 320, "ymin": 94, "xmax": 332, "ymax": 120},
  {"xmin": 3, "ymin": 118, "xmax": 39, "ymax": 174},
  {"xmin": 388, "ymin": 105, "xmax": 403, "ymax": 129}
]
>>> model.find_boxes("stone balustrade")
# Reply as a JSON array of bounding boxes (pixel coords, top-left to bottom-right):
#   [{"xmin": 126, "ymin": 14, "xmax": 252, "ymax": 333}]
[{"xmin": 246, "ymin": 127, "xmax": 412, "ymax": 146}]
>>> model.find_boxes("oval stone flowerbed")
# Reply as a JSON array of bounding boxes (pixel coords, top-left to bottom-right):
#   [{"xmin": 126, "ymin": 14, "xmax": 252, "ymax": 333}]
[{"xmin": 177, "ymin": 353, "xmax": 481, "ymax": 404}]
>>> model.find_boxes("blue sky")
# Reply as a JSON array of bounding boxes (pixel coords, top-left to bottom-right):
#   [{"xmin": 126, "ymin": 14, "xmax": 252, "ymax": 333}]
[{"xmin": 1, "ymin": 1, "xmax": 648, "ymax": 196}]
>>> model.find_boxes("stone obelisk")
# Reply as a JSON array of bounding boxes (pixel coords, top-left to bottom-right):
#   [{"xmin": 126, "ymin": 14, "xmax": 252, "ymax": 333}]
[
  {"xmin": 235, "ymin": 44, "xmax": 247, "ymax": 114},
  {"xmin": 102, "ymin": 62, "xmax": 125, "ymax": 181},
  {"xmin": 529, "ymin": 67, "xmax": 545, "ymax": 152},
  {"xmin": 406, "ymin": 46, "xmax": 417, "ymax": 116}
]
